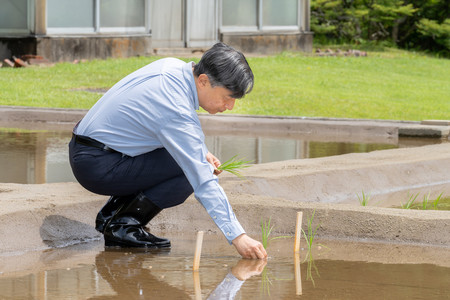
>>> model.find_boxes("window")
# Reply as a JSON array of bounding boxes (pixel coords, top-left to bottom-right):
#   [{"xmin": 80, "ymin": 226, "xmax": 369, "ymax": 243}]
[
  {"xmin": 0, "ymin": 0, "xmax": 30, "ymax": 33},
  {"xmin": 221, "ymin": 0, "xmax": 300, "ymax": 32},
  {"xmin": 263, "ymin": 0, "xmax": 298, "ymax": 27},
  {"xmin": 47, "ymin": 0, "xmax": 148, "ymax": 34},
  {"xmin": 47, "ymin": 0, "xmax": 94, "ymax": 31},
  {"xmin": 222, "ymin": 0, "xmax": 257, "ymax": 29},
  {"xmin": 100, "ymin": 0, "xmax": 145, "ymax": 29}
]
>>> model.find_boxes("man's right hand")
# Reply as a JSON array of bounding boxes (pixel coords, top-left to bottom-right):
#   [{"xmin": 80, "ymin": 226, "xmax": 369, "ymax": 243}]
[{"xmin": 232, "ymin": 234, "xmax": 267, "ymax": 259}]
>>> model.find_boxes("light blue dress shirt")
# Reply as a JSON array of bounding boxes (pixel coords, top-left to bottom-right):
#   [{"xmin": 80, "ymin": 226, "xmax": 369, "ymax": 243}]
[{"xmin": 75, "ymin": 58, "xmax": 245, "ymax": 244}]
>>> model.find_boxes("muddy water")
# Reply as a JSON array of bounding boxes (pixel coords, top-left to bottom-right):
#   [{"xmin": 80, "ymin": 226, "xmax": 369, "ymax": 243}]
[
  {"xmin": 0, "ymin": 129, "xmax": 445, "ymax": 184},
  {"xmin": 1, "ymin": 235, "xmax": 449, "ymax": 299}
]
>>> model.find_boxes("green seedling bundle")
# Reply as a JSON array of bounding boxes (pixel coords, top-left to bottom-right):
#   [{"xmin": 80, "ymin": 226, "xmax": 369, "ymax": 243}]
[{"xmin": 217, "ymin": 155, "xmax": 252, "ymax": 179}]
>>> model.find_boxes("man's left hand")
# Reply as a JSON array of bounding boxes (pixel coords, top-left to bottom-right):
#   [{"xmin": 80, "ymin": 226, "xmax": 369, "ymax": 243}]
[{"xmin": 206, "ymin": 152, "xmax": 223, "ymax": 175}]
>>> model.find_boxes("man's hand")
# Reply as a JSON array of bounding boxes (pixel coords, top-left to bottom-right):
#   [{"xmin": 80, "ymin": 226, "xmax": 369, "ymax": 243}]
[
  {"xmin": 206, "ymin": 152, "xmax": 223, "ymax": 175},
  {"xmin": 232, "ymin": 234, "xmax": 268, "ymax": 259}
]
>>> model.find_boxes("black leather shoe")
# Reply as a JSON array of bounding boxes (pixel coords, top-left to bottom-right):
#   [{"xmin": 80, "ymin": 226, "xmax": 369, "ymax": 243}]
[
  {"xmin": 104, "ymin": 193, "xmax": 170, "ymax": 248},
  {"xmin": 95, "ymin": 195, "xmax": 133, "ymax": 233}
]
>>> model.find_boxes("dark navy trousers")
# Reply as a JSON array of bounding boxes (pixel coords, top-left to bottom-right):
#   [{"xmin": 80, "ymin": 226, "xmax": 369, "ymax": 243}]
[{"xmin": 68, "ymin": 136, "xmax": 193, "ymax": 209}]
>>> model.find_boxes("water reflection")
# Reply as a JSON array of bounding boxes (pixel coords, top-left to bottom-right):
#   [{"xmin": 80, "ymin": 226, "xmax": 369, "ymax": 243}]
[
  {"xmin": 1, "ymin": 246, "xmax": 449, "ymax": 299},
  {"xmin": 0, "ymin": 128, "xmax": 445, "ymax": 184},
  {"xmin": 0, "ymin": 130, "xmax": 74, "ymax": 184},
  {"xmin": 91, "ymin": 250, "xmax": 189, "ymax": 299}
]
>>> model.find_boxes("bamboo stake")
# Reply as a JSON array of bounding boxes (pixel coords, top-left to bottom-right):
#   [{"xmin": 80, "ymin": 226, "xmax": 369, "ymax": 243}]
[
  {"xmin": 294, "ymin": 211, "xmax": 303, "ymax": 253},
  {"xmin": 193, "ymin": 271, "xmax": 202, "ymax": 300},
  {"xmin": 193, "ymin": 231, "xmax": 204, "ymax": 271},
  {"xmin": 294, "ymin": 253, "xmax": 303, "ymax": 295}
]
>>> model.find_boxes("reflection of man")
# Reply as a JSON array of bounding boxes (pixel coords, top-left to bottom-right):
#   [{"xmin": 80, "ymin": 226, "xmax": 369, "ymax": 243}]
[
  {"xmin": 69, "ymin": 43, "xmax": 267, "ymax": 259},
  {"xmin": 91, "ymin": 250, "xmax": 266, "ymax": 300},
  {"xmin": 90, "ymin": 250, "xmax": 189, "ymax": 300},
  {"xmin": 207, "ymin": 259, "xmax": 267, "ymax": 300}
]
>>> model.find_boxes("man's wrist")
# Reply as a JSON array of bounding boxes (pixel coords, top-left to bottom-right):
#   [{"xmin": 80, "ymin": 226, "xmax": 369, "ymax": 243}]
[{"xmin": 232, "ymin": 233, "xmax": 246, "ymax": 246}]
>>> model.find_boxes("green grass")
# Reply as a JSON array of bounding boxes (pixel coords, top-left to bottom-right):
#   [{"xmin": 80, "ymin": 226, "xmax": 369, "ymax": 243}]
[
  {"xmin": 239, "ymin": 50, "xmax": 450, "ymax": 120},
  {"xmin": 0, "ymin": 48, "xmax": 449, "ymax": 120}
]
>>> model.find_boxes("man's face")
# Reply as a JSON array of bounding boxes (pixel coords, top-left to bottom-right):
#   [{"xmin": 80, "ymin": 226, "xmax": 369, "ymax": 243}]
[{"xmin": 197, "ymin": 74, "xmax": 236, "ymax": 114}]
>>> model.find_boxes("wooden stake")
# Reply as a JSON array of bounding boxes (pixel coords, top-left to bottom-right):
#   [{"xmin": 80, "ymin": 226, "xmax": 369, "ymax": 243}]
[
  {"xmin": 294, "ymin": 211, "xmax": 303, "ymax": 253},
  {"xmin": 193, "ymin": 231, "xmax": 204, "ymax": 271},
  {"xmin": 193, "ymin": 271, "xmax": 202, "ymax": 300},
  {"xmin": 294, "ymin": 253, "xmax": 302, "ymax": 295}
]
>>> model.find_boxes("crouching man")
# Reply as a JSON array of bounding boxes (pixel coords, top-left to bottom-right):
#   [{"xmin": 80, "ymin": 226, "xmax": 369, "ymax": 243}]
[{"xmin": 69, "ymin": 43, "xmax": 267, "ymax": 259}]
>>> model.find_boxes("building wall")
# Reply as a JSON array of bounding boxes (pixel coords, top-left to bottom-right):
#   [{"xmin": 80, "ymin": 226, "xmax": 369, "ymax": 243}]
[
  {"xmin": 222, "ymin": 32, "xmax": 313, "ymax": 55},
  {"xmin": 0, "ymin": 0, "xmax": 312, "ymax": 62},
  {"xmin": 37, "ymin": 35, "xmax": 152, "ymax": 62}
]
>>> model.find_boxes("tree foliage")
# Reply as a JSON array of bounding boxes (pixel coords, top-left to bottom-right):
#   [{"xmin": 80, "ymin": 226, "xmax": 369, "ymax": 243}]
[{"xmin": 311, "ymin": 0, "xmax": 450, "ymax": 57}]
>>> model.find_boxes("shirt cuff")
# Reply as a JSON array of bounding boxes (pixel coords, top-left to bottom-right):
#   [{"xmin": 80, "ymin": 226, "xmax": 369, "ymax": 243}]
[{"xmin": 220, "ymin": 221, "xmax": 246, "ymax": 245}]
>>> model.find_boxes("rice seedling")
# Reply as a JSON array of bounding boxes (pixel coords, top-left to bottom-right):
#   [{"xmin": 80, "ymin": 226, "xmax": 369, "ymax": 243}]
[
  {"xmin": 301, "ymin": 210, "xmax": 320, "ymax": 252},
  {"xmin": 259, "ymin": 266, "xmax": 292, "ymax": 296},
  {"xmin": 395, "ymin": 192, "xmax": 448, "ymax": 210},
  {"xmin": 305, "ymin": 252, "xmax": 320, "ymax": 287},
  {"xmin": 432, "ymin": 192, "xmax": 443, "ymax": 210},
  {"xmin": 422, "ymin": 192, "xmax": 430, "ymax": 210},
  {"xmin": 217, "ymin": 155, "xmax": 252, "ymax": 179},
  {"xmin": 301, "ymin": 210, "xmax": 329, "ymax": 257},
  {"xmin": 260, "ymin": 267, "xmax": 273, "ymax": 296},
  {"xmin": 260, "ymin": 217, "xmax": 291, "ymax": 249},
  {"xmin": 357, "ymin": 190, "xmax": 371, "ymax": 206},
  {"xmin": 401, "ymin": 192, "xmax": 419, "ymax": 209},
  {"xmin": 261, "ymin": 217, "xmax": 273, "ymax": 250},
  {"xmin": 300, "ymin": 210, "xmax": 328, "ymax": 287}
]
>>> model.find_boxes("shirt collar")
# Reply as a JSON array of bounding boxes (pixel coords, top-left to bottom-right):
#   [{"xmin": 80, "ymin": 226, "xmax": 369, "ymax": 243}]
[{"xmin": 183, "ymin": 61, "xmax": 199, "ymax": 110}]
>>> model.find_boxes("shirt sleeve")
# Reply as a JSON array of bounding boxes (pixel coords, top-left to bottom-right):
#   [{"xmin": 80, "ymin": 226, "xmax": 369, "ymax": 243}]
[{"xmin": 157, "ymin": 115, "xmax": 245, "ymax": 244}]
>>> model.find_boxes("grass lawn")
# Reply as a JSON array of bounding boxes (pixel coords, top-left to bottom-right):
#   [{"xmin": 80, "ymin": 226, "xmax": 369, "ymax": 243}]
[{"xmin": 0, "ymin": 48, "xmax": 449, "ymax": 121}]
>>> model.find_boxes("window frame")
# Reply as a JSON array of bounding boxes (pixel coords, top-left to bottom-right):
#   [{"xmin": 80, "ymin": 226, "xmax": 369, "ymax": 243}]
[
  {"xmin": 219, "ymin": 0, "xmax": 302, "ymax": 33},
  {"xmin": 0, "ymin": 0, "xmax": 34, "ymax": 35},
  {"xmin": 46, "ymin": 0, "xmax": 151, "ymax": 35}
]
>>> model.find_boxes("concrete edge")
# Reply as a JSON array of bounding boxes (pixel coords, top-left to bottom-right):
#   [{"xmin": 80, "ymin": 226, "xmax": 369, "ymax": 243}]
[{"xmin": 1, "ymin": 105, "xmax": 448, "ymax": 138}]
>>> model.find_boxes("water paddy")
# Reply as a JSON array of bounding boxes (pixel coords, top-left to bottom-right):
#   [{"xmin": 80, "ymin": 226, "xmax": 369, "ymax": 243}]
[
  {"xmin": 0, "ymin": 128, "xmax": 445, "ymax": 184},
  {"xmin": 1, "ymin": 236, "xmax": 449, "ymax": 299}
]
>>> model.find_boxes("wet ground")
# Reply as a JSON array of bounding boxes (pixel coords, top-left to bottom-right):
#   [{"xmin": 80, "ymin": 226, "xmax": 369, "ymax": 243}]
[
  {"xmin": 0, "ymin": 108, "xmax": 449, "ymax": 299},
  {"xmin": 1, "ymin": 235, "xmax": 449, "ymax": 300}
]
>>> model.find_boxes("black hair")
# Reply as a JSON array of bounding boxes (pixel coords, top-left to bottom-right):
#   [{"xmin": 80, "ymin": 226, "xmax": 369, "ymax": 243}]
[{"xmin": 193, "ymin": 42, "xmax": 254, "ymax": 99}]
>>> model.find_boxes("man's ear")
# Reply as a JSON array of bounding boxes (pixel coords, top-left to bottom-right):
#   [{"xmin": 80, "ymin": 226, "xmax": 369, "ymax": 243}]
[{"xmin": 198, "ymin": 74, "xmax": 210, "ymax": 88}]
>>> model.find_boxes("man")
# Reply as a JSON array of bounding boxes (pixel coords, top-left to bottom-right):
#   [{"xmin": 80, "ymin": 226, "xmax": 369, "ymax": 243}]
[{"xmin": 69, "ymin": 42, "xmax": 267, "ymax": 259}]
